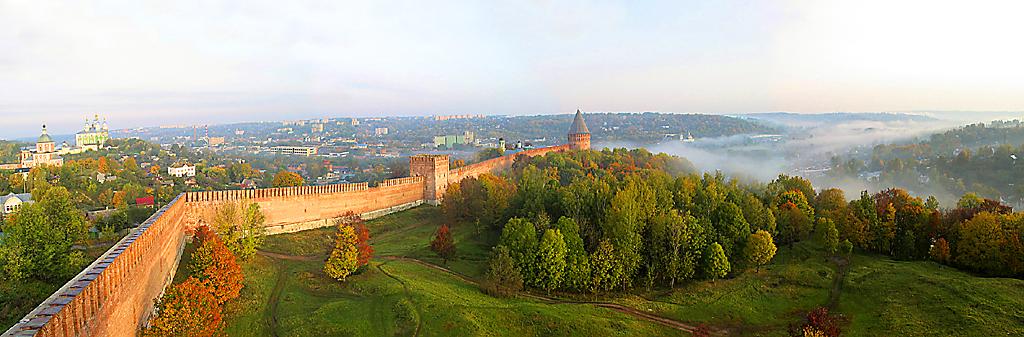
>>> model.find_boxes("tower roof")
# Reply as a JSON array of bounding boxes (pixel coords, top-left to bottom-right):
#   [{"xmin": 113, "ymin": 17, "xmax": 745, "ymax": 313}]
[
  {"xmin": 568, "ymin": 109, "xmax": 590, "ymax": 134},
  {"xmin": 37, "ymin": 124, "xmax": 53, "ymax": 143}
]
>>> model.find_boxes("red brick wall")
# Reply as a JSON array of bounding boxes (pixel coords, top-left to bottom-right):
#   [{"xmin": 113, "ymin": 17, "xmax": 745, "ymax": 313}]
[
  {"xmin": 4, "ymin": 195, "xmax": 189, "ymax": 337},
  {"xmin": 449, "ymin": 144, "xmax": 569, "ymax": 184},
  {"xmin": 4, "ymin": 178, "xmax": 425, "ymax": 337},
  {"xmin": 183, "ymin": 177, "xmax": 425, "ymax": 230}
]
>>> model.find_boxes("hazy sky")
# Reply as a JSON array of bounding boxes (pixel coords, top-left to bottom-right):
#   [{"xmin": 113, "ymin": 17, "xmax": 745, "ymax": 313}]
[{"xmin": 2, "ymin": 0, "xmax": 1023, "ymax": 137}]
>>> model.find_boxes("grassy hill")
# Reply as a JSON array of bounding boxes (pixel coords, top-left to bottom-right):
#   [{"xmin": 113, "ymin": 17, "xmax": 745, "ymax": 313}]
[{"xmin": 206, "ymin": 206, "xmax": 1024, "ymax": 336}]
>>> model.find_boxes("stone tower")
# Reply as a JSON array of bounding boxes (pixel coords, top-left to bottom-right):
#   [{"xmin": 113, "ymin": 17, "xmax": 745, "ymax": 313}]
[
  {"xmin": 409, "ymin": 154, "xmax": 449, "ymax": 205},
  {"xmin": 567, "ymin": 109, "xmax": 591, "ymax": 150}
]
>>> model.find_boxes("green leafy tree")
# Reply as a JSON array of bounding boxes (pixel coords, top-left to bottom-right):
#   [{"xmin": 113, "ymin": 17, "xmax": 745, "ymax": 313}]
[
  {"xmin": 0, "ymin": 186, "xmax": 89, "ymax": 282},
  {"xmin": 589, "ymin": 239, "xmax": 622, "ymax": 292},
  {"xmin": 499, "ymin": 218, "xmax": 538, "ymax": 281},
  {"xmin": 482, "ymin": 246, "xmax": 523, "ymax": 297},
  {"xmin": 603, "ymin": 177, "xmax": 655, "ymax": 288},
  {"xmin": 209, "ymin": 201, "xmax": 265, "ymax": 260},
  {"xmin": 839, "ymin": 239, "xmax": 854, "ymax": 257},
  {"xmin": 713, "ymin": 201, "xmax": 750, "ymax": 264},
  {"xmin": 534, "ymin": 229, "xmax": 567, "ymax": 293},
  {"xmin": 555, "ymin": 217, "xmax": 591, "ymax": 291},
  {"xmin": 744, "ymin": 230, "xmax": 777, "ymax": 272},
  {"xmin": 738, "ymin": 193, "xmax": 776, "ymax": 234},
  {"xmin": 705, "ymin": 242, "xmax": 730, "ymax": 282},
  {"xmin": 816, "ymin": 218, "xmax": 840, "ymax": 256}
]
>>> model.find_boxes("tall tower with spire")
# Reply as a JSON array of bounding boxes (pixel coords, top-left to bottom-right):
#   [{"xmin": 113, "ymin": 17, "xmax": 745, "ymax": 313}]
[{"xmin": 567, "ymin": 109, "xmax": 591, "ymax": 150}]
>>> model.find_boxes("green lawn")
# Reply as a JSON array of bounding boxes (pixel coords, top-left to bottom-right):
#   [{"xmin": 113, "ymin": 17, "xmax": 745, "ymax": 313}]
[
  {"xmin": 213, "ymin": 206, "xmax": 1024, "ymax": 336},
  {"xmin": 222, "ymin": 206, "xmax": 684, "ymax": 336}
]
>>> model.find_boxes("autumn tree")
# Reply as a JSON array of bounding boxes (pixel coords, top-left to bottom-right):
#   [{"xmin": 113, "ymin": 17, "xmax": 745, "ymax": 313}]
[
  {"xmin": 955, "ymin": 212, "xmax": 1005, "ymax": 274},
  {"xmin": 745, "ymin": 230, "xmax": 777, "ymax": 272},
  {"xmin": 188, "ymin": 226, "xmax": 243, "ymax": 304},
  {"xmin": 272, "ymin": 171, "xmax": 304, "ymax": 187},
  {"xmin": 534, "ymin": 229, "xmax": 567, "ymax": 293},
  {"xmin": 930, "ymin": 238, "xmax": 950, "ymax": 263},
  {"xmin": 705, "ymin": 242, "xmax": 730, "ymax": 282},
  {"xmin": 430, "ymin": 224, "xmax": 456, "ymax": 264},
  {"xmin": 776, "ymin": 202, "xmax": 811, "ymax": 245},
  {"xmin": 353, "ymin": 219, "xmax": 374, "ymax": 268},
  {"xmin": 789, "ymin": 307, "xmax": 841, "ymax": 337},
  {"xmin": 324, "ymin": 224, "xmax": 359, "ymax": 281},
  {"xmin": 143, "ymin": 277, "xmax": 223, "ymax": 337}
]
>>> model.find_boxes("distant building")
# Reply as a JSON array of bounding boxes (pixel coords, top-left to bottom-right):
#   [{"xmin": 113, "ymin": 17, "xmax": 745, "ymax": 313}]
[
  {"xmin": 375, "ymin": 127, "xmax": 389, "ymax": 136},
  {"xmin": 17, "ymin": 125, "xmax": 64, "ymax": 168},
  {"xmin": 311, "ymin": 124, "xmax": 324, "ymax": 133},
  {"xmin": 168, "ymin": 164, "xmax": 196, "ymax": 178},
  {"xmin": 350, "ymin": 118, "xmax": 360, "ymax": 126},
  {"xmin": 271, "ymin": 146, "xmax": 318, "ymax": 156},
  {"xmin": 433, "ymin": 114, "xmax": 484, "ymax": 121},
  {"xmin": 96, "ymin": 172, "xmax": 117, "ymax": 183},
  {"xmin": 1, "ymin": 193, "xmax": 32, "ymax": 219},
  {"xmin": 135, "ymin": 196, "xmax": 155, "ymax": 207},
  {"xmin": 208, "ymin": 137, "xmax": 225, "ymax": 146},
  {"xmin": 432, "ymin": 131, "xmax": 475, "ymax": 149},
  {"xmin": 75, "ymin": 114, "xmax": 110, "ymax": 151}
]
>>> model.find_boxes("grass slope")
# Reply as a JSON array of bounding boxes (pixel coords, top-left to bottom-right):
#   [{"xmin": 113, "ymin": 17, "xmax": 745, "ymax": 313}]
[
  {"xmin": 222, "ymin": 206, "xmax": 685, "ymax": 336},
  {"xmin": 209, "ymin": 206, "xmax": 1023, "ymax": 336}
]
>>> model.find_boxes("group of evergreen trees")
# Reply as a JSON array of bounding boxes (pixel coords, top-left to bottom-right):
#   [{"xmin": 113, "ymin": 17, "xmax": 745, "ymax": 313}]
[{"xmin": 447, "ymin": 148, "xmax": 1023, "ymax": 296}]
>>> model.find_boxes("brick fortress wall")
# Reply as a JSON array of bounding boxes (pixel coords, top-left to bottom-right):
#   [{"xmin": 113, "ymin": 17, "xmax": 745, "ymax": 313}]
[{"xmin": 3, "ymin": 144, "xmax": 570, "ymax": 337}]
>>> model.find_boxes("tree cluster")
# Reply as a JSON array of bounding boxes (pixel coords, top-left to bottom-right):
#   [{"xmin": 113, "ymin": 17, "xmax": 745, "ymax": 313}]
[
  {"xmin": 324, "ymin": 214, "xmax": 374, "ymax": 281},
  {"xmin": 144, "ymin": 225, "xmax": 244, "ymax": 336},
  {"xmin": 457, "ymin": 149, "xmax": 1024, "ymax": 297}
]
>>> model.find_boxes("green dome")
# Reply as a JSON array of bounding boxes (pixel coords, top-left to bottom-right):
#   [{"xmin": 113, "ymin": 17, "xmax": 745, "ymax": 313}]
[{"xmin": 37, "ymin": 125, "xmax": 53, "ymax": 143}]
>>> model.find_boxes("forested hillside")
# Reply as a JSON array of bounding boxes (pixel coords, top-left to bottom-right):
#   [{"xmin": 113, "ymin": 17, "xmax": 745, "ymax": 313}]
[{"xmin": 829, "ymin": 120, "xmax": 1024, "ymax": 205}]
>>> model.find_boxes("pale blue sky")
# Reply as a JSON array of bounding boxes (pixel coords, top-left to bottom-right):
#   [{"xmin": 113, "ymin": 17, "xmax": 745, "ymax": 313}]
[{"xmin": 2, "ymin": 0, "xmax": 1022, "ymax": 138}]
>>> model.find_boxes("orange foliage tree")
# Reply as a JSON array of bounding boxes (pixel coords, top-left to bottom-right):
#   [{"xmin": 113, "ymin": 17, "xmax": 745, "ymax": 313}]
[
  {"xmin": 272, "ymin": 171, "xmax": 304, "ymax": 187},
  {"xmin": 189, "ymin": 225, "xmax": 244, "ymax": 304},
  {"xmin": 143, "ymin": 277, "xmax": 223, "ymax": 337},
  {"xmin": 430, "ymin": 224, "xmax": 456, "ymax": 264},
  {"xmin": 353, "ymin": 220, "xmax": 374, "ymax": 268}
]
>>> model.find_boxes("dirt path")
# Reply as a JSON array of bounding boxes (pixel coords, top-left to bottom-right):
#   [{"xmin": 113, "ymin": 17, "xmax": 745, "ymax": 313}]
[
  {"xmin": 376, "ymin": 261, "xmax": 423, "ymax": 337},
  {"xmin": 826, "ymin": 256, "xmax": 850, "ymax": 310},
  {"xmin": 266, "ymin": 263, "xmax": 289, "ymax": 337},
  {"xmin": 258, "ymin": 250, "xmax": 320, "ymax": 261}
]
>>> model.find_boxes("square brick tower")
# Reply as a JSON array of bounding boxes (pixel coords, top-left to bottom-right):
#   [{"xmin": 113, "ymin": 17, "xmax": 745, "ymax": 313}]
[{"xmin": 409, "ymin": 154, "xmax": 449, "ymax": 205}]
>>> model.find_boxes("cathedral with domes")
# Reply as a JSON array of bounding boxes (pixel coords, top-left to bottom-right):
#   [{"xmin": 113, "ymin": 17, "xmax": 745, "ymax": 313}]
[
  {"xmin": 1, "ymin": 115, "xmax": 111, "ymax": 170},
  {"xmin": 16, "ymin": 124, "xmax": 64, "ymax": 168}
]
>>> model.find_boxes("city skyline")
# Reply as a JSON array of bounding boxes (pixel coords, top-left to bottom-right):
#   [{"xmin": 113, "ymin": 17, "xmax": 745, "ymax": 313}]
[{"xmin": 3, "ymin": 0, "xmax": 1024, "ymax": 137}]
